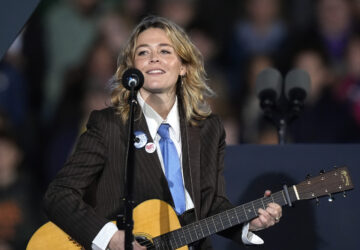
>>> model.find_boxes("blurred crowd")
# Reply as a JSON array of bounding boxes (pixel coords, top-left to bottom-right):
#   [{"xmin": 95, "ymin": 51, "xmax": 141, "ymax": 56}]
[{"xmin": 1, "ymin": 0, "xmax": 360, "ymax": 248}]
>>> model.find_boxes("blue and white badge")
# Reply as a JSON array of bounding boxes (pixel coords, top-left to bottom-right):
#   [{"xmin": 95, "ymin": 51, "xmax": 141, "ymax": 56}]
[{"xmin": 134, "ymin": 131, "xmax": 147, "ymax": 149}]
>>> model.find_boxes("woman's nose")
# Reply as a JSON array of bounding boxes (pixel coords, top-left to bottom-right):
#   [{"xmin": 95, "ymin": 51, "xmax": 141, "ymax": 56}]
[{"xmin": 150, "ymin": 52, "xmax": 159, "ymax": 63}]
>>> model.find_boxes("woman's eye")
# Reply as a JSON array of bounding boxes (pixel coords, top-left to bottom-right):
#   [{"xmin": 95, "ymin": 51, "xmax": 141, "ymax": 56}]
[
  {"xmin": 161, "ymin": 50, "xmax": 171, "ymax": 54},
  {"xmin": 137, "ymin": 51, "xmax": 148, "ymax": 56}
]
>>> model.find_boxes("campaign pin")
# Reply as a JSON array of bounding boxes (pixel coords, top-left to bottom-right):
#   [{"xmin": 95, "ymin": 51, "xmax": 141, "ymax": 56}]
[
  {"xmin": 145, "ymin": 142, "xmax": 156, "ymax": 153},
  {"xmin": 134, "ymin": 131, "xmax": 147, "ymax": 149}
]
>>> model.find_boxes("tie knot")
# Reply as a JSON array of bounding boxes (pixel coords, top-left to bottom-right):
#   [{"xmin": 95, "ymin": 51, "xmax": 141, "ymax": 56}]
[{"xmin": 158, "ymin": 123, "xmax": 170, "ymax": 139}]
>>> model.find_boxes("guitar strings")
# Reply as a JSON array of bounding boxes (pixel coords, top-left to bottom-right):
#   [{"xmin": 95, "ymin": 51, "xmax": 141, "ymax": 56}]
[
  {"xmin": 163, "ymin": 192, "xmax": 286, "ymax": 249},
  {"xmin": 140, "ymin": 191, "xmax": 287, "ymax": 249}
]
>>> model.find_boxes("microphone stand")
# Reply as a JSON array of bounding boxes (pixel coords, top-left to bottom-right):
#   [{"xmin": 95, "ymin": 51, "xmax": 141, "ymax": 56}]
[
  {"xmin": 262, "ymin": 97, "xmax": 288, "ymax": 145},
  {"xmin": 277, "ymin": 118, "xmax": 287, "ymax": 145},
  {"xmin": 117, "ymin": 86, "xmax": 137, "ymax": 250},
  {"xmin": 262, "ymin": 97, "xmax": 304, "ymax": 145}
]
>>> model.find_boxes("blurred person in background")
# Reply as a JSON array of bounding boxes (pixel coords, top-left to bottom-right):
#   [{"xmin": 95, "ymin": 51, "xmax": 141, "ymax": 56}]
[
  {"xmin": 98, "ymin": 11, "xmax": 133, "ymax": 55},
  {"xmin": 189, "ymin": 26, "xmax": 241, "ymax": 145},
  {"xmin": 0, "ymin": 124, "xmax": 44, "ymax": 249},
  {"xmin": 42, "ymin": 0, "xmax": 104, "ymax": 122},
  {"xmin": 227, "ymin": 0, "xmax": 288, "ymax": 102},
  {"xmin": 294, "ymin": 0, "xmax": 357, "ymax": 78},
  {"xmin": 156, "ymin": 0, "xmax": 196, "ymax": 30},
  {"xmin": 43, "ymin": 38, "xmax": 115, "ymax": 185},
  {"xmin": 115, "ymin": 0, "xmax": 148, "ymax": 23},
  {"xmin": 315, "ymin": 0, "xmax": 355, "ymax": 75},
  {"xmin": 336, "ymin": 34, "xmax": 360, "ymax": 128},
  {"xmin": 288, "ymin": 48, "xmax": 360, "ymax": 142}
]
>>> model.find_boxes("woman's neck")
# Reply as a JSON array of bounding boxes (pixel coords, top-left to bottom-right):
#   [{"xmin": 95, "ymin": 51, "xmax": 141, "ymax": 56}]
[{"xmin": 139, "ymin": 91, "xmax": 176, "ymax": 119}]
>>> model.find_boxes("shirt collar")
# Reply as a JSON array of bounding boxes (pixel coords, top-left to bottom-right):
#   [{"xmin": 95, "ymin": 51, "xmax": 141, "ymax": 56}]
[{"xmin": 137, "ymin": 92, "xmax": 180, "ymax": 142}]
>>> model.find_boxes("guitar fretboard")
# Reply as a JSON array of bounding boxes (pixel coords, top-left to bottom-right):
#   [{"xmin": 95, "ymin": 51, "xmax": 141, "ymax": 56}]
[{"xmin": 153, "ymin": 186, "xmax": 297, "ymax": 249}]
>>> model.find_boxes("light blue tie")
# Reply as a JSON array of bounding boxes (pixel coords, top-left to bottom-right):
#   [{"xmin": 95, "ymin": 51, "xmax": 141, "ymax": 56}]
[{"xmin": 158, "ymin": 123, "xmax": 186, "ymax": 215}]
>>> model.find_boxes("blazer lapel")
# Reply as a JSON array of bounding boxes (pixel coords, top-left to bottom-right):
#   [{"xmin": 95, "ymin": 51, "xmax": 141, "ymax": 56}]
[
  {"xmin": 133, "ymin": 113, "xmax": 173, "ymax": 203},
  {"xmin": 133, "ymin": 112, "xmax": 164, "ymax": 175},
  {"xmin": 180, "ymin": 118, "xmax": 201, "ymax": 219}
]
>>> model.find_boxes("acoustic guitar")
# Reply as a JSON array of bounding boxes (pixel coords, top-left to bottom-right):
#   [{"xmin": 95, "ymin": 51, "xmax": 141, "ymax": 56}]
[{"xmin": 27, "ymin": 166, "xmax": 354, "ymax": 250}]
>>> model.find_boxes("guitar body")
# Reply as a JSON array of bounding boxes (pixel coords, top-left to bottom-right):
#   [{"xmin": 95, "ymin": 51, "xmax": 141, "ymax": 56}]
[{"xmin": 27, "ymin": 199, "xmax": 188, "ymax": 250}]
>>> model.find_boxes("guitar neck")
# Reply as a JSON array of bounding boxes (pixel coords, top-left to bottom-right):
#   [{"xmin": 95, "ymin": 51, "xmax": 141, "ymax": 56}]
[{"xmin": 154, "ymin": 186, "xmax": 298, "ymax": 249}]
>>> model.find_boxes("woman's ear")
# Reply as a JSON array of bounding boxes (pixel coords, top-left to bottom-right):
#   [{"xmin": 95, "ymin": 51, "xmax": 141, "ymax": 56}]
[{"xmin": 180, "ymin": 65, "xmax": 187, "ymax": 76}]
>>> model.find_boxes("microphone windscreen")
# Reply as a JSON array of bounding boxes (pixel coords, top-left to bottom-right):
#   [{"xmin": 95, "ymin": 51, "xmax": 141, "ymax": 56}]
[
  {"xmin": 284, "ymin": 69, "xmax": 311, "ymax": 101},
  {"xmin": 255, "ymin": 68, "xmax": 282, "ymax": 100},
  {"xmin": 122, "ymin": 68, "xmax": 144, "ymax": 90}
]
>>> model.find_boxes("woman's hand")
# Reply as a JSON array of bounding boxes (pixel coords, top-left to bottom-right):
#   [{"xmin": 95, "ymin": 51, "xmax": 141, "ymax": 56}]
[
  {"xmin": 108, "ymin": 231, "xmax": 147, "ymax": 250},
  {"xmin": 249, "ymin": 190, "xmax": 282, "ymax": 231}
]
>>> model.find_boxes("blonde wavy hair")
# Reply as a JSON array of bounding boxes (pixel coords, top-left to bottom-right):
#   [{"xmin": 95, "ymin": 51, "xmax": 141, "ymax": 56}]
[{"xmin": 111, "ymin": 16, "xmax": 214, "ymax": 125}]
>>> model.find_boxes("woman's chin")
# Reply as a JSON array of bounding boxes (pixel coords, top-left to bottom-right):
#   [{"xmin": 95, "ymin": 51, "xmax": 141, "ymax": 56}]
[{"xmin": 141, "ymin": 84, "xmax": 175, "ymax": 95}]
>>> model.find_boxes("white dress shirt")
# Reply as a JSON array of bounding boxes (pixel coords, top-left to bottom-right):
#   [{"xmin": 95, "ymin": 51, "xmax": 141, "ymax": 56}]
[{"xmin": 91, "ymin": 93, "xmax": 263, "ymax": 249}]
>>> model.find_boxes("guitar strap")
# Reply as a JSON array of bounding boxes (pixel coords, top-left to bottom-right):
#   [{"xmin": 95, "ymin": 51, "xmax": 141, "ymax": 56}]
[{"xmin": 178, "ymin": 208, "xmax": 196, "ymax": 226}]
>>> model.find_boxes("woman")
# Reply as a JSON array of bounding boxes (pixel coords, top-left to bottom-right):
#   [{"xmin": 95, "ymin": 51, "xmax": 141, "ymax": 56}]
[{"xmin": 44, "ymin": 16, "xmax": 281, "ymax": 250}]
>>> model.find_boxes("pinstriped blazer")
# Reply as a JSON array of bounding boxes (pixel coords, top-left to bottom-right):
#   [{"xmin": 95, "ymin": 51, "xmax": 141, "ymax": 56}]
[{"xmin": 44, "ymin": 107, "xmax": 244, "ymax": 249}]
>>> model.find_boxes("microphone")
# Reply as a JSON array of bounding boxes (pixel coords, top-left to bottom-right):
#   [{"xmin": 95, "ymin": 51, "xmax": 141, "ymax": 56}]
[
  {"xmin": 284, "ymin": 69, "xmax": 310, "ymax": 105},
  {"xmin": 122, "ymin": 68, "xmax": 144, "ymax": 91},
  {"xmin": 255, "ymin": 68, "xmax": 282, "ymax": 110}
]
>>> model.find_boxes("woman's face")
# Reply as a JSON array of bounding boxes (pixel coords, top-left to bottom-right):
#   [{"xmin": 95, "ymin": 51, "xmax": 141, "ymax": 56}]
[{"xmin": 134, "ymin": 28, "xmax": 186, "ymax": 98}]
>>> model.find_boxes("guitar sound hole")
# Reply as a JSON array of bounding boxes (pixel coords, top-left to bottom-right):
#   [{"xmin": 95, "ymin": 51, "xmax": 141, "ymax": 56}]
[{"xmin": 136, "ymin": 236, "xmax": 154, "ymax": 249}]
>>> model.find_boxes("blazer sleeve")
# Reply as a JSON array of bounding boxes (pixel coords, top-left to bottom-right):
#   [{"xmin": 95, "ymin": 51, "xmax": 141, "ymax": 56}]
[
  {"xmin": 43, "ymin": 110, "xmax": 110, "ymax": 249},
  {"xmin": 205, "ymin": 115, "xmax": 245, "ymax": 244}
]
